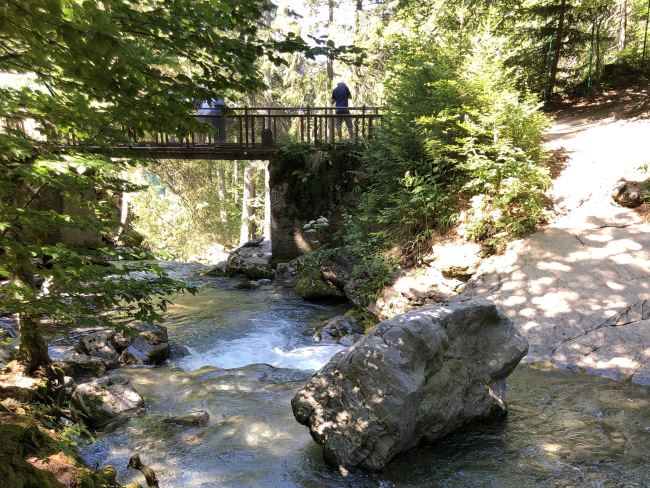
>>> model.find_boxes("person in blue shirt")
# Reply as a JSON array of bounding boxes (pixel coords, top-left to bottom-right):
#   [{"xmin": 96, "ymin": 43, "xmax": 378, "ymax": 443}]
[
  {"xmin": 197, "ymin": 98, "xmax": 227, "ymax": 143},
  {"xmin": 331, "ymin": 81, "xmax": 353, "ymax": 139}
]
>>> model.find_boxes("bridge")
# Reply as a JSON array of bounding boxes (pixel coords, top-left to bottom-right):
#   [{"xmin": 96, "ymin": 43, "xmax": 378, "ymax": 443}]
[
  {"xmin": 47, "ymin": 106, "xmax": 384, "ymax": 258},
  {"xmin": 66, "ymin": 106, "xmax": 383, "ymax": 160}
]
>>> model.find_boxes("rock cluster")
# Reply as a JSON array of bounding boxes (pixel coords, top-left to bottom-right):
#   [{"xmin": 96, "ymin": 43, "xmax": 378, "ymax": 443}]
[
  {"xmin": 292, "ymin": 300, "xmax": 528, "ymax": 471},
  {"xmin": 74, "ymin": 324, "xmax": 170, "ymax": 367}
]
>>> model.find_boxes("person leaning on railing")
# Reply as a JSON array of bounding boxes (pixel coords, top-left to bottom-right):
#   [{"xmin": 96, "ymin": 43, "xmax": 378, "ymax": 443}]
[
  {"xmin": 331, "ymin": 81, "xmax": 353, "ymax": 139},
  {"xmin": 197, "ymin": 98, "xmax": 227, "ymax": 143}
]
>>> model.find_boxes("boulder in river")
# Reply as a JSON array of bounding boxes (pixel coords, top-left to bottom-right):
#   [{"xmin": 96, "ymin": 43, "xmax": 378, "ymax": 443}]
[
  {"xmin": 70, "ymin": 374, "xmax": 144, "ymax": 429},
  {"xmin": 162, "ymin": 410, "xmax": 209, "ymax": 427},
  {"xmin": 315, "ymin": 314, "xmax": 365, "ymax": 343},
  {"xmin": 295, "ymin": 259, "xmax": 345, "ymax": 302},
  {"xmin": 168, "ymin": 342, "xmax": 191, "ymax": 361},
  {"xmin": 75, "ymin": 329, "xmax": 121, "ymax": 362},
  {"xmin": 53, "ymin": 353, "xmax": 111, "ymax": 379},
  {"xmin": 119, "ymin": 324, "xmax": 170, "ymax": 366},
  {"xmin": 292, "ymin": 299, "xmax": 528, "ymax": 471},
  {"xmin": 225, "ymin": 239, "xmax": 274, "ymax": 279}
]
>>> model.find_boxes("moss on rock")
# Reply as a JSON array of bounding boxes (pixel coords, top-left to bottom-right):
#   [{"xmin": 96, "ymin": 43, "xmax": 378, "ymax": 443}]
[
  {"xmin": 344, "ymin": 308, "xmax": 379, "ymax": 333},
  {"xmin": 294, "ymin": 261, "xmax": 345, "ymax": 302}
]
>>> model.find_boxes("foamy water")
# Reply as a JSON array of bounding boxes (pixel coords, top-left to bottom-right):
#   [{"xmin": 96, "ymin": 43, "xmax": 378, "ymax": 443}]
[{"xmin": 179, "ymin": 339, "xmax": 344, "ymax": 371}]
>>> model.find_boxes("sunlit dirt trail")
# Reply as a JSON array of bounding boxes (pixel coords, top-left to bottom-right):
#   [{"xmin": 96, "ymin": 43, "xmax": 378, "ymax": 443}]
[{"xmin": 463, "ymin": 88, "xmax": 650, "ymax": 385}]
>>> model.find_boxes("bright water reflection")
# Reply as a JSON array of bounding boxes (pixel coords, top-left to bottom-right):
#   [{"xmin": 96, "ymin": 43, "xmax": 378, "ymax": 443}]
[{"xmin": 81, "ymin": 264, "xmax": 650, "ymax": 487}]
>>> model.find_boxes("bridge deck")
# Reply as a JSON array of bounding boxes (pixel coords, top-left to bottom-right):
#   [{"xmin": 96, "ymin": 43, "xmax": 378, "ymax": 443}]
[{"xmin": 88, "ymin": 144, "xmax": 279, "ymax": 160}]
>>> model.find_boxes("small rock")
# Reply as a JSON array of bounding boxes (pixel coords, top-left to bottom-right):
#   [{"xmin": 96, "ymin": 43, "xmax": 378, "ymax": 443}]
[
  {"xmin": 204, "ymin": 262, "xmax": 227, "ymax": 277},
  {"xmin": 162, "ymin": 410, "xmax": 209, "ymax": 427},
  {"xmin": 315, "ymin": 315, "xmax": 364, "ymax": 343},
  {"xmin": 119, "ymin": 345, "xmax": 149, "ymax": 365},
  {"xmin": 611, "ymin": 179, "xmax": 647, "ymax": 208},
  {"xmin": 431, "ymin": 241, "xmax": 482, "ymax": 279},
  {"xmin": 118, "ymin": 324, "xmax": 170, "ymax": 366},
  {"xmin": 71, "ymin": 374, "xmax": 144, "ymax": 429},
  {"xmin": 241, "ymin": 237, "xmax": 265, "ymax": 248},
  {"xmin": 168, "ymin": 343, "xmax": 191, "ymax": 361}
]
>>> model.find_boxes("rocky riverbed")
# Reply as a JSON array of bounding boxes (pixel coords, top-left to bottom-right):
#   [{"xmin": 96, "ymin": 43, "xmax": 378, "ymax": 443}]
[{"xmin": 72, "ymin": 263, "xmax": 650, "ymax": 487}]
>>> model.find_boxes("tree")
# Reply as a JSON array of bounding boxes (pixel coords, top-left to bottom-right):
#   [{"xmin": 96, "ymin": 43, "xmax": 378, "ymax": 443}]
[
  {"xmin": 0, "ymin": 0, "xmax": 308, "ymax": 373},
  {"xmin": 239, "ymin": 163, "xmax": 258, "ymax": 245}
]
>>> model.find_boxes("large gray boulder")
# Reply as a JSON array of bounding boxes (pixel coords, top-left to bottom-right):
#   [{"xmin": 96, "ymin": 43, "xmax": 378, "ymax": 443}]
[
  {"xmin": 292, "ymin": 300, "xmax": 528, "ymax": 471},
  {"xmin": 70, "ymin": 374, "xmax": 144, "ymax": 429},
  {"xmin": 225, "ymin": 239, "xmax": 274, "ymax": 279}
]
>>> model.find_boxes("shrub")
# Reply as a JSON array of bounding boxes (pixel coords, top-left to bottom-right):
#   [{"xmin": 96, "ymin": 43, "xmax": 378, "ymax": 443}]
[{"xmin": 346, "ymin": 28, "xmax": 551, "ymax": 267}]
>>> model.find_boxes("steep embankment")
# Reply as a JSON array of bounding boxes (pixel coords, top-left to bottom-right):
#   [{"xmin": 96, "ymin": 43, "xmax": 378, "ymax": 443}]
[{"xmin": 462, "ymin": 89, "xmax": 650, "ymax": 385}]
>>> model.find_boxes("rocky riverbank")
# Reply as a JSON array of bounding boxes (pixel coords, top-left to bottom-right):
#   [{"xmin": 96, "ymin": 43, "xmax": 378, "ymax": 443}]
[{"xmin": 289, "ymin": 92, "xmax": 650, "ymax": 388}]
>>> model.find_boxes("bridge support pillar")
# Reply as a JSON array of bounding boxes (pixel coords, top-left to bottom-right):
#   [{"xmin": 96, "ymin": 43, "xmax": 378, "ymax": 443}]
[{"xmin": 268, "ymin": 148, "xmax": 360, "ymax": 261}]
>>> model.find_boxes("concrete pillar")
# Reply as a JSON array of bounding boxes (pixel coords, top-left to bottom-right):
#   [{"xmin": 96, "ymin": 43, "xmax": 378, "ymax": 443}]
[{"xmin": 269, "ymin": 148, "xmax": 360, "ymax": 260}]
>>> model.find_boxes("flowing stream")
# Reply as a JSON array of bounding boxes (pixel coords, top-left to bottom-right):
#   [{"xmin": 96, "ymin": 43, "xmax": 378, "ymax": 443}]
[{"xmin": 81, "ymin": 263, "xmax": 650, "ymax": 487}]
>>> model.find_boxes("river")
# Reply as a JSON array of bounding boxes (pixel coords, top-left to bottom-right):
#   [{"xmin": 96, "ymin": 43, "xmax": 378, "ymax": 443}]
[{"xmin": 80, "ymin": 263, "xmax": 650, "ymax": 487}]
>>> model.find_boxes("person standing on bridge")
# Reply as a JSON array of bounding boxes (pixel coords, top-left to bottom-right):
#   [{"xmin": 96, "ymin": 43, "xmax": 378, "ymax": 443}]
[
  {"xmin": 331, "ymin": 81, "xmax": 353, "ymax": 140},
  {"xmin": 197, "ymin": 98, "xmax": 227, "ymax": 143}
]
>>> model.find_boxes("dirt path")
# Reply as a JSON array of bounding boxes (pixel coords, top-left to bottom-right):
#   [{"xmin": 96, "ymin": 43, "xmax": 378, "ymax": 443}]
[{"xmin": 462, "ymin": 89, "xmax": 650, "ymax": 385}]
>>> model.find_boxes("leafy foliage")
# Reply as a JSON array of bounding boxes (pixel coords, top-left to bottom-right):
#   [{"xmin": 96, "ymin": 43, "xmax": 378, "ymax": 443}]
[
  {"xmin": 128, "ymin": 161, "xmax": 267, "ymax": 260},
  {"xmin": 346, "ymin": 21, "xmax": 551, "ymax": 270},
  {"xmin": 0, "ymin": 0, "xmax": 308, "ymax": 371}
]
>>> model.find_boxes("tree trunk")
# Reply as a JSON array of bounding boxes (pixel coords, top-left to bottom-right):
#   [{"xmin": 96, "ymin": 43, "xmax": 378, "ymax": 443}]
[
  {"xmin": 216, "ymin": 162, "xmax": 228, "ymax": 223},
  {"xmin": 11, "ymin": 251, "xmax": 49, "ymax": 373},
  {"xmin": 263, "ymin": 161, "xmax": 271, "ymax": 240},
  {"xmin": 326, "ymin": 0, "xmax": 335, "ymax": 89},
  {"xmin": 546, "ymin": 0, "xmax": 567, "ymax": 102},
  {"xmin": 353, "ymin": 0, "xmax": 363, "ymax": 89},
  {"xmin": 16, "ymin": 313, "xmax": 49, "ymax": 374},
  {"xmin": 232, "ymin": 160, "xmax": 240, "ymax": 206},
  {"xmin": 239, "ymin": 164, "xmax": 255, "ymax": 245},
  {"xmin": 595, "ymin": 15, "xmax": 602, "ymax": 81},
  {"xmin": 117, "ymin": 191, "xmax": 131, "ymax": 244},
  {"xmin": 618, "ymin": 0, "xmax": 628, "ymax": 50}
]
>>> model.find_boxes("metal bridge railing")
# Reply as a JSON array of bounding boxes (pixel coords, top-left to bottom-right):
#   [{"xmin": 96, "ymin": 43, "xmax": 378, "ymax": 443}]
[{"xmin": 108, "ymin": 106, "xmax": 383, "ymax": 148}]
